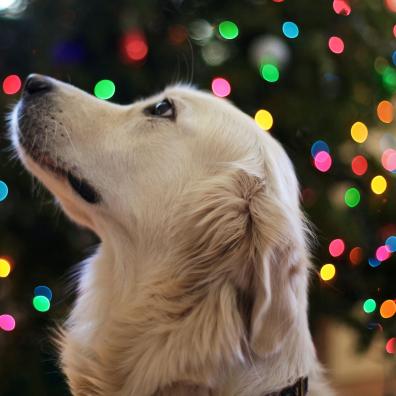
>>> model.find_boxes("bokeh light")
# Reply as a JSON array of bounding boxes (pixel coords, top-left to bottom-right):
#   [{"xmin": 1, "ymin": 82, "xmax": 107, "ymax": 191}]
[
  {"xmin": 0, "ymin": 314, "xmax": 16, "ymax": 332},
  {"xmin": 349, "ymin": 247, "xmax": 363, "ymax": 265},
  {"xmin": 320, "ymin": 263, "xmax": 336, "ymax": 281},
  {"xmin": 211, "ymin": 77, "xmax": 231, "ymax": 97},
  {"xmin": 260, "ymin": 63, "xmax": 280, "ymax": 82},
  {"xmin": 368, "ymin": 257, "xmax": 381, "ymax": 268},
  {"xmin": 2, "ymin": 74, "xmax": 22, "ymax": 95},
  {"xmin": 34, "ymin": 285, "xmax": 53, "ymax": 301},
  {"xmin": 0, "ymin": 180, "xmax": 9, "ymax": 201},
  {"xmin": 333, "ymin": 0, "xmax": 351, "ymax": 15},
  {"xmin": 394, "ymin": 25, "xmax": 396, "ymax": 38},
  {"xmin": 385, "ymin": 0, "xmax": 396, "ymax": 12},
  {"xmin": 121, "ymin": 31, "xmax": 148, "ymax": 62},
  {"xmin": 380, "ymin": 299, "xmax": 396, "ymax": 319},
  {"xmin": 168, "ymin": 25, "xmax": 188, "ymax": 46},
  {"xmin": 351, "ymin": 121, "xmax": 368, "ymax": 143},
  {"xmin": 363, "ymin": 299, "xmax": 376, "ymax": 314},
  {"xmin": 376, "ymin": 245, "xmax": 391, "ymax": 262},
  {"xmin": 254, "ymin": 109, "xmax": 273, "ymax": 130},
  {"xmin": 218, "ymin": 20, "xmax": 239, "ymax": 40},
  {"xmin": 0, "ymin": 258, "xmax": 11, "ymax": 278},
  {"xmin": 386, "ymin": 338, "xmax": 396, "ymax": 354},
  {"xmin": 329, "ymin": 238, "xmax": 345, "ymax": 257},
  {"xmin": 381, "ymin": 148, "xmax": 396, "ymax": 171},
  {"xmin": 328, "ymin": 36, "xmax": 344, "ymax": 54},
  {"xmin": 351, "ymin": 155, "xmax": 368, "ymax": 176},
  {"xmin": 32, "ymin": 295, "xmax": 50, "ymax": 312},
  {"xmin": 371, "ymin": 175, "xmax": 387, "ymax": 195},
  {"xmin": 311, "ymin": 140, "xmax": 330, "ymax": 158},
  {"xmin": 385, "ymin": 235, "xmax": 396, "ymax": 252},
  {"xmin": 314, "ymin": 151, "xmax": 332, "ymax": 172},
  {"xmin": 282, "ymin": 21, "xmax": 299, "ymax": 39},
  {"xmin": 94, "ymin": 79, "xmax": 115, "ymax": 100},
  {"xmin": 377, "ymin": 100, "xmax": 393, "ymax": 123},
  {"xmin": 344, "ymin": 187, "xmax": 360, "ymax": 207}
]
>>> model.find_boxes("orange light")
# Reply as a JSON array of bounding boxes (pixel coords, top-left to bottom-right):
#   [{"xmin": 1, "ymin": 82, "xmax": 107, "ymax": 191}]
[
  {"xmin": 380, "ymin": 299, "xmax": 396, "ymax": 319},
  {"xmin": 377, "ymin": 100, "xmax": 394, "ymax": 124}
]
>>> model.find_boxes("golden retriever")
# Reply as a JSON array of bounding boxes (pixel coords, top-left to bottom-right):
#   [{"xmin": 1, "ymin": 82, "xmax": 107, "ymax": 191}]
[{"xmin": 9, "ymin": 75, "xmax": 335, "ymax": 396}]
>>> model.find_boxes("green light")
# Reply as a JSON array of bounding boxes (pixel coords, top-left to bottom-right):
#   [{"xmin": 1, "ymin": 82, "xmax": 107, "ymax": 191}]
[
  {"xmin": 382, "ymin": 67, "xmax": 396, "ymax": 92},
  {"xmin": 218, "ymin": 21, "xmax": 239, "ymax": 40},
  {"xmin": 363, "ymin": 299, "xmax": 376, "ymax": 314},
  {"xmin": 260, "ymin": 63, "xmax": 279, "ymax": 83},
  {"xmin": 94, "ymin": 79, "xmax": 115, "ymax": 100},
  {"xmin": 344, "ymin": 187, "xmax": 360, "ymax": 208},
  {"xmin": 33, "ymin": 295, "xmax": 50, "ymax": 312}
]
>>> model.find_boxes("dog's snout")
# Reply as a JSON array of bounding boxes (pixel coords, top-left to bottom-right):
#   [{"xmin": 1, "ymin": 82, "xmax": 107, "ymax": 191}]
[{"xmin": 23, "ymin": 74, "xmax": 52, "ymax": 96}]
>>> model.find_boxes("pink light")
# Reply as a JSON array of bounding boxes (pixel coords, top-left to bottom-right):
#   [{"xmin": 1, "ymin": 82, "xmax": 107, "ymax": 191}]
[
  {"xmin": 385, "ymin": 0, "xmax": 396, "ymax": 12},
  {"xmin": 211, "ymin": 77, "xmax": 231, "ymax": 98},
  {"xmin": 376, "ymin": 245, "xmax": 391, "ymax": 262},
  {"xmin": 328, "ymin": 36, "xmax": 345, "ymax": 54},
  {"xmin": 393, "ymin": 25, "xmax": 396, "ymax": 38},
  {"xmin": 314, "ymin": 151, "xmax": 332, "ymax": 172},
  {"xmin": 0, "ymin": 314, "xmax": 16, "ymax": 332},
  {"xmin": 386, "ymin": 337, "xmax": 396, "ymax": 354},
  {"xmin": 333, "ymin": 0, "xmax": 351, "ymax": 15},
  {"xmin": 329, "ymin": 238, "xmax": 345, "ymax": 257},
  {"xmin": 381, "ymin": 149, "xmax": 396, "ymax": 172}
]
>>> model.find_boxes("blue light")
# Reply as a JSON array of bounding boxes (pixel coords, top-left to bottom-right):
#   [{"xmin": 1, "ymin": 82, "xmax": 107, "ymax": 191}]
[
  {"xmin": 385, "ymin": 236, "xmax": 396, "ymax": 252},
  {"xmin": 392, "ymin": 51, "xmax": 396, "ymax": 67},
  {"xmin": 282, "ymin": 21, "xmax": 299, "ymax": 39},
  {"xmin": 311, "ymin": 140, "xmax": 330, "ymax": 158},
  {"xmin": 34, "ymin": 285, "xmax": 53, "ymax": 301},
  {"xmin": 368, "ymin": 257, "xmax": 381, "ymax": 268},
  {"xmin": 0, "ymin": 180, "xmax": 8, "ymax": 202}
]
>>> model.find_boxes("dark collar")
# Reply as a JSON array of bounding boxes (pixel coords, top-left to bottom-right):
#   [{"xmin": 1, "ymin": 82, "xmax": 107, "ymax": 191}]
[{"xmin": 266, "ymin": 377, "xmax": 308, "ymax": 396}]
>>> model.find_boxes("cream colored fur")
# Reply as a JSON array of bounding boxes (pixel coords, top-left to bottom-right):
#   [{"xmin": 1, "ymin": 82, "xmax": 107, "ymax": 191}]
[{"xmin": 10, "ymin": 78, "xmax": 335, "ymax": 396}]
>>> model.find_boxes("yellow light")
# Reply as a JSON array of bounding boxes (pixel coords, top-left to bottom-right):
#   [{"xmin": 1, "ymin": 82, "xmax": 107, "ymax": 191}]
[
  {"xmin": 371, "ymin": 175, "xmax": 387, "ymax": 195},
  {"xmin": 255, "ymin": 109, "xmax": 273, "ymax": 131},
  {"xmin": 351, "ymin": 121, "xmax": 368, "ymax": 143},
  {"xmin": 0, "ymin": 258, "xmax": 11, "ymax": 278},
  {"xmin": 320, "ymin": 263, "xmax": 336, "ymax": 281}
]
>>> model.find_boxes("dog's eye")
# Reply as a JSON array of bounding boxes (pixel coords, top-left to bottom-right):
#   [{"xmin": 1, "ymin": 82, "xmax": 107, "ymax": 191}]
[{"xmin": 145, "ymin": 99, "xmax": 175, "ymax": 119}]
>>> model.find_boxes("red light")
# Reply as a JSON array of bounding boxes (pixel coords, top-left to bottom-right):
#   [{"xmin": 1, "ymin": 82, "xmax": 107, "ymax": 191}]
[
  {"xmin": 351, "ymin": 155, "xmax": 368, "ymax": 176},
  {"xmin": 349, "ymin": 247, "xmax": 363, "ymax": 265},
  {"xmin": 328, "ymin": 36, "xmax": 344, "ymax": 54},
  {"xmin": 333, "ymin": 0, "xmax": 351, "ymax": 15},
  {"xmin": 386, "ymin": 338, "xmax": 396, "ymax": 354},
  {"xmin": 121, "ymin": 31, "xmax": 148, "ymax": 62},
  {"xmin": 329, "ymin": 238, "xmax": 345, "ymax": 257},
  {"xmin": 3, "ymin": 74, "xmax": 22, "ymax": 95},
  {"xmin": 385, "ymin": 0, "xmax": 396, "ymax": 12},
  {"xmin": 168, "ymin": 25, "xmax": 188, "ymax": 45}
]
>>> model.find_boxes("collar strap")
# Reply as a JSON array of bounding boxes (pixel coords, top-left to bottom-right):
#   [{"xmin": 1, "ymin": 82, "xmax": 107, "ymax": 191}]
[{"xmin": 266, "ymin": 377, "xmax": 308, "ymax": 396}]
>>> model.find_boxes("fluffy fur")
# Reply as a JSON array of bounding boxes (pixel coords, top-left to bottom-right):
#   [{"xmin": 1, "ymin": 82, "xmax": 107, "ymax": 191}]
[{"xmin": 9, "ymin": 76, "xmax": 335, "ymax": 396}]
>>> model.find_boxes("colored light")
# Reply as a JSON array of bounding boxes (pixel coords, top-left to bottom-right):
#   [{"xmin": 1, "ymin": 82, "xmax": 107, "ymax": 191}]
[
  {"xmin": 385, "ymin": 235, "xmax": 396, "ymax": 252},
  {"xmin": 122, "ymin": 32, "xmax": 148, "ymax": 62},
  {"xmin": 2, "ymin": 74, "xmax": 21, "ymax": 95},
  {"xmin": 333, "ymin": 0, "xmax": 351, "ymax": 15},
  {"xmin": 0, "ymin": 314, "xmax": 15, "ymax": 332},
  {"xmin": 351, "ymin": 155, "xmax": 368, "ymax": 176},
  {"xmin": 211, "ymin": 77, "xmax": 231, "ymax": 98},
  {"xmin": 350, "ymin": 121, "xmax": 368, "ymax": 143},
  {"xmin": 344, "ymin": 187, "xmax": 360, "ymax": 207},
  {"xmin": 377, "ymin": 100, "xmax": 393, "ymax": 124},
  {"xmin": 0, "ymin": 180, "xmax": 8, "ymax": 201},
  {"xmin": 320, "ymin": 263, "xmax": 336, "ymax": 281},
  {"xmin": 382, "ymin": 67, "xmax": 396, "ymax": 91},
  {"xmin": 168, "ymin": 25, "xmax": 188, "ymax": 45},
  {"xmin": 394, "ymin": 25, "xmax": 396, "ymax": 38},
  {"xmin": 380, "ymin": 300, "xmax": 396, "ymax": 319},
  {"xmin": 371, "ymin": 175, "xmax": 387, "ymax": 195},
  {"xmin": 311, "ymin": 140, "xmax": 330, "ymax": 158},
  {"xmin": 392, "ymin": 51, "xmax": 396, "ymax": 66},
  {"xmin": 260, "ymin": 63, "xmax": 279, "ymax": 83},
  {"xmin": 376, "ymin": 245, "xmax": 391, "ymax": 261},
  {"xmin": 349, "ymin": 247, "xmax": 363, "ymax": 265},
  {"xmin": 368, "ymin": 257, "xmax": 381, "ymax": 268},
  {"xmin": 33, "ymin": 295, "xmax": 50, "ymax": 312},
  {"xmin": 272, "ymin": 0, "xmax": 284, "ymax": 2},
  {"xmin": 314, "ymin": 151, "xmax": 332, "ymax": 172},
  {"xmin": 218, "ymin": 21, "xmax": 239, "ymax": 40},
  {"xmin": 34, "ymin": 285, "xmax": 53, "ymax": 301},
  {"xmin": 0, "ymin": 258, "xmax": 11, "ymax": 278},
  {"xmin": 363, "ymin": 299, "xmax": 376, "ymax": 314},
  {"xmin": 328, "ymin": 36, "xmax": 344, "ymax": 54},
  {"xmin": 385, "ymin": 0, "xmax": 396, "ymax": 12},
  {"xmin": 386, "ymin": 338, "xmax": 396, "ymax": 354},
  {"xmin": 382, "ymin": 149, "xmax": 396, "ymax": 171},
  {"xmin": 329, "ymin": 238, "xmax": 345, "ymax": 257},
  {"xmin": 282, "ymin": 21, "xmax": 299, "ymax": 39},
  {"xmin": 94, "ymin": 80, "xmax": 115, "ymax": 100},
  {"xmin": 255, "ymin": 109, "xmax": 273, "ymax": 130}
]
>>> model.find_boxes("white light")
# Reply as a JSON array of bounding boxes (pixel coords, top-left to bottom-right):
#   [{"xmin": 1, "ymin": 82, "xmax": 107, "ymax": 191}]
[{"xmin": 0, "ymin": 0, "xmax": 19, "ymax": 11}]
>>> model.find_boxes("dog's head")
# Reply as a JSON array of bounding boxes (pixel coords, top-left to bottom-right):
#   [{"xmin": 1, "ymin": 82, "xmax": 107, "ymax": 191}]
[{"xmin": 9, "ymin": 74, "xmax": 312, "ymax": 361}]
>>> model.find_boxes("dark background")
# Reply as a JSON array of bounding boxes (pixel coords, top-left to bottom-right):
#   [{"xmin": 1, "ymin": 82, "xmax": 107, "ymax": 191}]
[{"xmin": 0, "ymin": 0, "xmax": 395, "ymax": 394}]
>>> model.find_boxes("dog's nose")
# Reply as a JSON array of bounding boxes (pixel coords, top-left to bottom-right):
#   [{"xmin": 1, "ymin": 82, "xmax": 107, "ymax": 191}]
[{"xmin": 23, "ymin": 74, "xmax": 52, "ymax": 96}]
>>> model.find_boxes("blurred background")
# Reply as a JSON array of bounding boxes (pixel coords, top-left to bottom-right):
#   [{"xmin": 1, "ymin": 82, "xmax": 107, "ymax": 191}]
[{"xmin": 0, "ymin": 0, "xmax": 395, "ymax": 395}]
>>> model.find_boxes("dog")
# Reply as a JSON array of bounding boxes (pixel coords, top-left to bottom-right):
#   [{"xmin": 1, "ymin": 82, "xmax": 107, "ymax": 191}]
[{"xmin": 9, "ymin": 74, "xmax": 335, "ymax": 396}]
